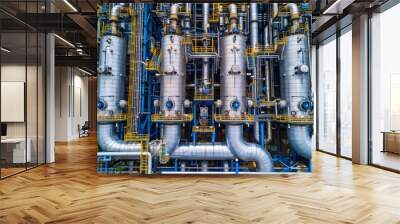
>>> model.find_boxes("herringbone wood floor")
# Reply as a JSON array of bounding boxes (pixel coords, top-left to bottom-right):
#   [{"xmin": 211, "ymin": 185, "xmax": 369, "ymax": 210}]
[{"xmin": 1, "ymin": 135, "xmax": 400, "ymax": 224}]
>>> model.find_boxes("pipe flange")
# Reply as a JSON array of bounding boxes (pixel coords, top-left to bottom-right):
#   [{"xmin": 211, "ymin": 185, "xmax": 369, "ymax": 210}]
[
  {"xmin": 231, "ymin": 100, "xmax": 241, "ymax": 111},
  {"xmin": 165, "ymin": 100, "xmax": 175, "ymax": 111},
  {"xmin": 97, "ymin": 99, "xmax": 107, "ymax": 110}
]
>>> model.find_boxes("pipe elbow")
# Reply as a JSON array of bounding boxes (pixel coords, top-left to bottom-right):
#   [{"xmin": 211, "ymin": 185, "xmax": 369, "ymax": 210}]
[
  {"xmin": 110, "ymin": 5, "xmax": 123, "ymax": 21},
  {"xmin": 163, "ymin": 125, "xmax": 181, "ymax": 155},
  {"xmin": 272, "ymin": 3, "xmax": 279, "ymax": 20},
  {"xmin": 287, "ymin": 125, "xmax": 312, "ymax": 159},
  {"xmin": 286, "ymin": 3, "xmax": 300, "ymax": 20},
  {"xmin": 170, "ymin": 4, "xmax": 180, "ymax": 19},
  {"xmin": 97, "ymin": 124, "xmax": 141, "ymax": 152},
  {"xmin": 227, "ymin": 125, "xmax": 274, "ymax": 172}
]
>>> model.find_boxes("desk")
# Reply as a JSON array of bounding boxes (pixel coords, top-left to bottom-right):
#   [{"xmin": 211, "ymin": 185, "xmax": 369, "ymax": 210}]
[
  {"xmin": 382, "ymin": 131, "xmax": 400, "ymax": 154},
  {"xmin": 1, "ymin": 138, "xmax": 31, "ymax": 163}
]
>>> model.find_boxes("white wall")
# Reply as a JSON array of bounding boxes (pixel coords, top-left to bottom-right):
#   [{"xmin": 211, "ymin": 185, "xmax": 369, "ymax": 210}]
[{"xmin": 55, "ymin": 67, "xmax": 89, "ymax": 141}]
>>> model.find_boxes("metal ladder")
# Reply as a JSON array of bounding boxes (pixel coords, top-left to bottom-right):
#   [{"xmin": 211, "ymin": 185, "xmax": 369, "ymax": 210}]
[{"xmin": 139, "ymin": 139, "xmax": 149, "ymax": 174}]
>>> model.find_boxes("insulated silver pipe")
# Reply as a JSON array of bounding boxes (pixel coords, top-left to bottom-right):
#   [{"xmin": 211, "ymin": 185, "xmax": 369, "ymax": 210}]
[
  {"xmin": 201, "ymin": 161, "xmax": 208, "ymax": 172},
  {"xmin": 203, "ymin": 3, "xmax": 209, "ymax": 34},
  {"xmin": 169, "ymin": 4, "xmax": 179, "ymax": 32},
  {"xmin": 286, "ymin": 3, "xmax": 300, "ymax": 33},
  {"xmin": 111, "ymin": 4, "xmax": 123, "ymax": 19},
  {"xmin": 264, "ymin": 22, "xmax": 272, "ymax": 144},
  {"xmin": 98, "ymin": 125, "xmax": 140, "ymax": 152},
  {"xmin": 250, "ymin": 3, "xmax": 258, "ymax": 49},
  {"xmin": 163, "ymin": 125, "xmax": 181, "ymax": 155},
  {"xmin": 202, "ymin": 58, "xmax": 209, "ymax": 87},
  {"xmin": 202, "ymin": 3, "xmax": 210, "ymax": 88},
  {"xmin": 227, "ymin": 125, "xmax": 274, "ymax": 172},
  {"xmin": 228, "ymin": 4, "xmax": 238, "ymax": 33},
  {"xmin": 272, "ymin": 3, "xmax": 279, "ymax": 20},
  {"xmin": 171, "ymin": 144, "xmax": 234, "ymax": 160},
  {"xmin": 250, "ymin": 3, "xmax": 260, "ymax": 142}
]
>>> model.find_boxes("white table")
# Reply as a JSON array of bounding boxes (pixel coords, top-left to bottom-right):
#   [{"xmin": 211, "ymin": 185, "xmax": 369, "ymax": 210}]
[{"xmin": 1, "ymin": 138, "xmax": 31, "ymax": 163}]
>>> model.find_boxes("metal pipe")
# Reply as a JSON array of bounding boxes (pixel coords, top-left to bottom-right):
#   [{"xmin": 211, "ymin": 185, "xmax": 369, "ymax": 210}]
[
  {"xmin": 226, "ymin": 125, "xmax": 274, "ymax": 172},
  {"xmin": 170, "ymin": 143, "xmax": 234, "ymax": 160},
  {"xmin": 287, "ymin": 126, "xmax": 312, "ymax": 159},
  {"xmin": 202, "ymin": 3, "xmax": 210, "ymax": 89},
  {"xmin": 228, "ymin": 4, "xmax": 238, "ymax": 33},
  {"xmin": 203, "ymin": 3, "xmax": 209, "ymax": 34},
  {"xmin": 223, "ymin": 161, "xmax": 230, "ymax": 172},
  {"xmin": 201, "ymin": 161, "xmax": 208, "ymax": 172},
  {"xmin": 250, "ymin": 3, "xmax": 258, "ymax": 49},
  {"xmin": 272, "ymin": 3, "xmax": 279, "ymax": 20},
  {"xmin": 202, "ymin": 58, "xmax": 209, "ymax": 88},
  {"xmin": 238, "ymin": 5, "xmax": 246, "ymax": 32},
  {"xmin": 163, "ymin": 125, "xmax": 181, "ymax": 155},
  {"xmin": 264, "ymin": 22, "xmax": 272, "ymax": 144},
  {"xmin": 110, "ymin": 4, "xmax": 125, "ymax": 35},
  {"xmin": 169, "ymin": 4, "xmax": 179, "ymax": 32},
  {"xmin": 98, "ymin": 124, "xmax": 140, "ymax": 152},
  {"xmin": 285, "ymin": 3, "xmax": 300, "ymax": 33},
  {"xmin": 180, "ymin": 161, "xmax": 186, "ymax": 172},
  {"xmin": 250, "ymin": 3, "xmax": 260, "ymax": 142}
]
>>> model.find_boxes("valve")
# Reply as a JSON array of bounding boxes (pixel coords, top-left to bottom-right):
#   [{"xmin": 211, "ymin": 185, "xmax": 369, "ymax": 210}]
[
  {"xmin": 97, "ymin": 99, "xmax": 107, "ymax": 110},
  {"xmin": 298, "ymin": 100, "xmax": 312, "ymax": 112},
  {"xmin": 165, "ymin": 100, "xmax": 175, "ymax": 111},
  {"xmin": 231, "ymin": 100, "xmax": 241, "ymax": 111}
]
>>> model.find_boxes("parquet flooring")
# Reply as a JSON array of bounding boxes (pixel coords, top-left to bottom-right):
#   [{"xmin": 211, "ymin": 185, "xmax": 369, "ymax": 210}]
[{"xmin": 1, "ymin": 135, "xmax": 400, "ymax": 224}]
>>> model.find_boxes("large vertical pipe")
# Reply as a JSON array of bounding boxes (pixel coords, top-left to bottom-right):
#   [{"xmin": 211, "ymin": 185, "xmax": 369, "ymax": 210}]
[
  {"xmin": 250, "ymin": 3, "xmax": 260, "ymax": 142},
  {"xmin": 203, "ymin": 3, "xmax": 209, "ymax": 34},
  {"xmin": 264, "ymin": 22, "xmax": 272, "ymax": 144},
  {"xmin": 169, "ymin": 4, "xmax": 179, "ymax": 32},
  {"xmin": 202, "ymin": 3, "xmax": 210, "ymax": 89},
  {"xmin": 250, "ymin": 3, "xmax": 258, "ymax": 49},
  {"xmin": 286, "ymin": 3, "xmax": 300, "ymax": 33},
  {"xmin": 228, "ymin": 4, "xmax": 238, "ymax": 33}
]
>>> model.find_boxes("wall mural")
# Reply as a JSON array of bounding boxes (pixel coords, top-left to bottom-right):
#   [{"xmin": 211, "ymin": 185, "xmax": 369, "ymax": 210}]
[{"xmin": 97, "ymin": 3, "xmax": 313, "ymax": 174}]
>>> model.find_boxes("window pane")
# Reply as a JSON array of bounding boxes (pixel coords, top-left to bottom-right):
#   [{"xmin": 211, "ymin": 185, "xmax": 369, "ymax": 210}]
[
  {"xmin": 371, "ymin": 4, "xmax": 400, "ymax": 171},
  {"xmin": 340, "ymin": 29, "xmax": 352, "ymax": 158},
  {"xmin": 318, "ymin": 37, "xmax": 337, "ymax": 154}
]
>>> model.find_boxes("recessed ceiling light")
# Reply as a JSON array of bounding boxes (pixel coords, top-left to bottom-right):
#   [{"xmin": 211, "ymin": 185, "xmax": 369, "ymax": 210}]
[
  {"xmin": 63, "ymin": 0, "xmax": 78, "ymax": 12},
  {"xmin": 78, "ymin": 67, "xmax": 93, "ymax": 76},
  {"xmin": 54, "ymin": 34, "xmax": 75, "ymax": 48},
  {"xmin": 1, "ymin": 47, "xmax": 11, "ymax": 53}
]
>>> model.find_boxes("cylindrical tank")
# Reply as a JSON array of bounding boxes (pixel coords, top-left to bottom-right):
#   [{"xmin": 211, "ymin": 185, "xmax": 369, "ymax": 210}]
[
  {"xmin": 220, "ymin": 34, "xmax": 247, "ymax": 117},
  {"xmin": 280, "ymin": 34, "xmax": 313, "ymax": 160},
  {"xmin": 160, "ymin": 34, "xmax": 186, "ymax": 116},
  {"xmin": 98, "ymin": 35, "xmax": 126, "ymax": 116},
  {"xmin": 279, "ymin": 34, "xmax": 311, "ymax": 116}
]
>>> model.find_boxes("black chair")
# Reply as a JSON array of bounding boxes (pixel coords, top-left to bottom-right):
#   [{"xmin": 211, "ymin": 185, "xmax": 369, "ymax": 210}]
[{"xmin": 79, "ymin": 121, "xmax": 90, "ymax": 138}]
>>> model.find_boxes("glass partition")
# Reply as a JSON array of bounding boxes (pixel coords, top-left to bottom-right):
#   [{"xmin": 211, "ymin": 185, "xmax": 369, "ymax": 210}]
[
  {"xmin": 339, "ymin": 27, "xmax": 352, "ymax": 158},
  {"xmin": 317, "ymin": 35, "xmax": 337, "ymax": 155},
  {"xmin": 0, "ymin": 0, "xmax": 46, "ymax": 179}
]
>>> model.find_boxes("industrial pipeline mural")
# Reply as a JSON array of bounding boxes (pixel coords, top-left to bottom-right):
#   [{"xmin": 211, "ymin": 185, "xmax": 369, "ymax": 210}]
[{"xmin": 97, "ymin": 3, "xmax": 313, "ymax": 175}]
